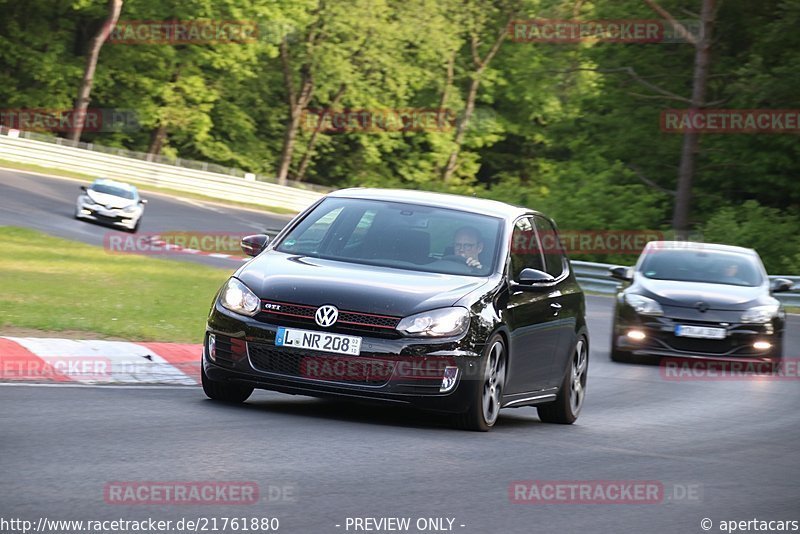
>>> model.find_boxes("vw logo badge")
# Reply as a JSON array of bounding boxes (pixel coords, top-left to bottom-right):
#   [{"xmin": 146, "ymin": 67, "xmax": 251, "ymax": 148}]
[
  {"xmin": 315, "ymin": 305, "xmax": 339, "ymax": 327},
  {"xmin": 695, "ymin": 301, "xmax": 709, "ymax": 313}
]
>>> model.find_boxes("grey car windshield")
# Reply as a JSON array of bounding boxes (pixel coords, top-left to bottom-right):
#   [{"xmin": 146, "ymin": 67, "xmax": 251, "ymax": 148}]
[
  {"xmin": 277, "ymin": 197, "xmax": 503, "ymax": 276},
  {"xmin": 639, "ymin": 249, "xmax": 763, "ymax": 287}
]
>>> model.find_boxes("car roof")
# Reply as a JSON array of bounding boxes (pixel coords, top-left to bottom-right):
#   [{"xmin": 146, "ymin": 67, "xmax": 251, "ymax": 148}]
[
  {"xmin": 643, "ymin": 241, "xmax": 757, "ymax": 256},
  {"xmin": 327, "ymin": 188, "xmax": 534, "ymax": 220}
]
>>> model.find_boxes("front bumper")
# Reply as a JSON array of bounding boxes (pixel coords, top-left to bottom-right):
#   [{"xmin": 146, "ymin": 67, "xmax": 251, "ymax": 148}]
[
  {"xmin": 77, "ymin": 201, "xmax": 139, "ymax": 228},
  {"xmin": 614, "ymin": 312, "xmax": 783, "ymax": 362},
  {"xmin": 203, "ymin": 302, "xmax": 485, "ymax": 413}
]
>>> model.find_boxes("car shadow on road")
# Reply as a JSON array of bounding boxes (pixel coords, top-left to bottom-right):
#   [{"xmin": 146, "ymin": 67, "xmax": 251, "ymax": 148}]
[{"xmin": 200, "ymin": 395, "xmax": 545, "ymax": 432}]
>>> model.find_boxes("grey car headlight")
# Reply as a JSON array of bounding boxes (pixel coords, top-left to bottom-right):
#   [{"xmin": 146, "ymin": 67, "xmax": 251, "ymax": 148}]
[
  {"xmin": 220, "ymin": 278, "xmax": 260, "ymax": 317},
  {"xmin": 396, "ymin": 307, "xmax": 470, "ymax": 337},
  {"xmin": 740, "ymin": 304, "xmax": 779, "ymax": 323},
  {"xmin": 624, "ymin": 293, "xmax": 663, "ymax": 316}
]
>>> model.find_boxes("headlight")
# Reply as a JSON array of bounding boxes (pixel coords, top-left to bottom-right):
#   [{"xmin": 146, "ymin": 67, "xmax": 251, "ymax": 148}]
[
  {"xmin": 81, "ymin": 195, "xmax": 95, "ymax": 206},
  {"xmin": 396, "ymin": 307, "xmax": 470, "ymax": 337},
  {"xmin": 741, "ymin": 304, "xmax": 779, "ymax": 323},
  {"xmin": 220, "ymin": 278, "xmax": 260, "ymax": 317},
  {"xmin": 624, "ymin": 293, "xmax": 663, "ymax": 316},
  {"xmin": 123, "ymin": 204, "xmax": 139, "ymax": 213}
]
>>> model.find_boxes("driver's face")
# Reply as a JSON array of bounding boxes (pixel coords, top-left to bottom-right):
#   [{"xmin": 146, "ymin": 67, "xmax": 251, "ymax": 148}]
[{"xmin": 454, "ymin": 231, "xmax": 483, "ymax": 261}]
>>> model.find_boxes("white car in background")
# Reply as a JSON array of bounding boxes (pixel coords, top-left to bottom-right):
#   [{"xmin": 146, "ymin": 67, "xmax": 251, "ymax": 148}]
[{"xmin": 74, "ymin": 179, "xmax": 147, "ymax": 233}]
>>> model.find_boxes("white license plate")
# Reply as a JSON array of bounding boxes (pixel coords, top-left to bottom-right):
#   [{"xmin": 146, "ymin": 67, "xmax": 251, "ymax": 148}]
[
  {"xmin": 275, "ymin": 327, "xmax": 361, "ymax": 355},
  {"xmin": 674, "ymin": 325, "xmax": 726, "ymax": 339}
]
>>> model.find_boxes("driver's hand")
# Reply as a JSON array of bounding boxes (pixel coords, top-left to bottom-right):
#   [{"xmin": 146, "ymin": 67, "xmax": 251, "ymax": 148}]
[{"xmin": 465, "ymin": 257, "xmax": 482, "ymax": 269}]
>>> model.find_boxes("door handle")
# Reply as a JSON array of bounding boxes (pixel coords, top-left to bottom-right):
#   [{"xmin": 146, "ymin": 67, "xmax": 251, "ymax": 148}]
[{"xmin": 550, "ymin": 302, "xmax": 562, "ymax": 315}]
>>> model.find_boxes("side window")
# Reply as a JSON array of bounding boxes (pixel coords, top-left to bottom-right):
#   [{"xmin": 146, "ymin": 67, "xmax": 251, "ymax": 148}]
[
  {"xmin": 509, "ymin": 217, "xmax": 544, "ymax": 280},
  {"xmin": 534, "ymin": 215, "xmax": 566, "ymax": 277}
]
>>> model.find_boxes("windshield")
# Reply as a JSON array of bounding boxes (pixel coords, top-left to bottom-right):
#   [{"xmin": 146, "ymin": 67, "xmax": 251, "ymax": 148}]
[
  {"xmin": 90, "ymin": 182, "xmax": 137, "ymax": 200},
  {"xmin": 276, "ymin": 197, "xmax": 503, "ymax": 276},
  {"xmin": 638, "ymin": 249, "xmax": 763, "ymax": 287}
]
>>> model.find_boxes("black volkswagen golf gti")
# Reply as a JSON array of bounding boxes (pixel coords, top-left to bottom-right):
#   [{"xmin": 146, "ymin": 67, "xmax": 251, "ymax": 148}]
[{"xmin": 202, "ymin": 189, "xmax": 588, "ymax": 430}]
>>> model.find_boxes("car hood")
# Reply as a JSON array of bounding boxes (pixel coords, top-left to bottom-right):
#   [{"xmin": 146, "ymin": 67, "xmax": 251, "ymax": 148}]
[
  {"xmin": 86, "ymin": 190, "xmax": 135, "ymax": 209},
  {"xmin": 236, "ymin": 251, "xmax": 491, "ymax": 317},
  {"xmin": 633, "ymin": 276, "xmax": 768, "ymax": 310}
]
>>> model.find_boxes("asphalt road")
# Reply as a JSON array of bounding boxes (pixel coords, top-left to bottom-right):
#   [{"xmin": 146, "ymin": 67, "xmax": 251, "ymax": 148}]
[
  {"xmin": 2, "ymin": 296, "xmax": 798, "ymax": 534},
  {"xmin": 0, "ymin": 167, "xmax": 292, "ymax": 269}
]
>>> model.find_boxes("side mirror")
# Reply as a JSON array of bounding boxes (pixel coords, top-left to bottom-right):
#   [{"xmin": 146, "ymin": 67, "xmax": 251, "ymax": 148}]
[
  {"xmin": 513, "ymin": 268, "xmax": 556, "ymax": 291},
  {"xmin": 609, "ymin": 266, "xmax": 633, "ymax": 282},
  {"xmin": 140, "ymin": 199, "xmax": 148, "ymax": 205},
  {"xmin": 241, "ymin": 234, "xmax": 270, "ymax": 257},
  {"xmin": 770, "ymin": 278, "xmax": 794, "ymax": 293},
  {"xmin": 80, "ymin": 185, "xmax": 87, "ymax": 192}
]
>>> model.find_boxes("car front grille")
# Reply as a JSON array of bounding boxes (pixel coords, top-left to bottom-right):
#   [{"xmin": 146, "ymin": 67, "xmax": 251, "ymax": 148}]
[
  {"xmin": 647, "ymin": 332, "xmax": 760, "ymax": 356},
  {"xmin": 257, "ymin": 300, "xmax": 402, "ymax": 338},
  {"xmin": 247, "ymin": 343, "xmax": 395, "ymax": 386}
]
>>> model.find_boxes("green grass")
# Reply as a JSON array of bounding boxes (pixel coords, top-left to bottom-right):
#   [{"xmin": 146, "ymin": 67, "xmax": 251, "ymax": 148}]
[
  {"xmin": 0, "ymin": 227, "xmax": 231, "ymax": 343},
  {"xmin": 0, "ymin": 158, "xmax": 299, "ymax": 215}
]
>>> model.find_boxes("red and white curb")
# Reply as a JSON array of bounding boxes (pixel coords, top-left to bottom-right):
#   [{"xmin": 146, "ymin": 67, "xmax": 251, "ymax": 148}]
[
  {"xmin": 143, "ymin": 235, "xmax": 250, "ymax": 262},
  {"xmin": 0, "ymin": 337, "xmax": 202, "ymax": 386}
]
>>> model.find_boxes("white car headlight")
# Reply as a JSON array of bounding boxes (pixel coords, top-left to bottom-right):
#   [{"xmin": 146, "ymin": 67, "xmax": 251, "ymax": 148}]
[
  {"xmin": 396, "ymin": 307, "xmax": 470, "ymax": 337},
  {"xmin": 123, "ymin": 204, "xmax": 139, "ymax": 213},
  {"xmin": 740, "ymin": 304, "xmax": 779, "ymax": 323},
  {"xmin": 220, "ymin": 278, "xmax": 260, "ymax": 317},
  {"xmin": 624, "ymin": 293, "xmax": 663, "ymax": 316}
]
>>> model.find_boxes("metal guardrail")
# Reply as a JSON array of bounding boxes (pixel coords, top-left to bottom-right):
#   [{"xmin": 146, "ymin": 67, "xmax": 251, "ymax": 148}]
[
  {"xmin": 572, "ymin": 260, "xmax": 800, "ymax": 307},
  {"xmin": 0, "ymin": 128, "xmax": 325, "ymax": 212}
]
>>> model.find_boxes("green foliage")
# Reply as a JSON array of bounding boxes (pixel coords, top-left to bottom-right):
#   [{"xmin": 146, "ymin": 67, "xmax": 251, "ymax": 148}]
[
  {"xmin": 701, "ymin": 201, "xmax": 800, "ymax": 274},
  {"xmin": 0, "ymin": 0, "xmax": 797, "ymax": 269}
]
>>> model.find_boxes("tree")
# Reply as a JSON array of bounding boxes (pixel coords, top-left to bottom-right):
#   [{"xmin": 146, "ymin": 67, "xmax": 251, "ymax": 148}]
[{"xmin": 68, "ymin": 0, "xmax": 122, "ymax": 142}]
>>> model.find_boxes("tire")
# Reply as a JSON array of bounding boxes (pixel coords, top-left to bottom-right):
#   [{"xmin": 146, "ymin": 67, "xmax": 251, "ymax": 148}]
[
  {"xmin": 537, "ymin": 335, "xmax": 588, "ymax": 425},
  {"xmin": 201, "ymin": 363, "xmax": 253, "ymax": 403},
  {"xmin": 454, "ymin": 334, "xmax": 506, "ymax": 432}
]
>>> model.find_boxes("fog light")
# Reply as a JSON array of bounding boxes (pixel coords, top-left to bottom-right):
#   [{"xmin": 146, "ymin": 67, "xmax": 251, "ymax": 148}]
[
  {"xmin": 753, "ymin": 341, "xmax": 771, "ymax": 351},
  {"xmin": 440, "ymin": 366, "xmax": 459, "ymax": 393},
  {"xmin": 207, "ymin": 333, "xmax": 216, "ymax": 361},
  {"xmin": 80, "ymin": 209, "xmax": 91, "ymax": 215},
  {"xmin": 627, "ymin": 330, "xmax": 646, "ymax": 341}
]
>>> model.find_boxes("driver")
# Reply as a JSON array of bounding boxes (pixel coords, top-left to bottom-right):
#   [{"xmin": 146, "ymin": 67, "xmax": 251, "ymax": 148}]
[{"xmin": 453, "ymin": 226, "xmax": 484, "ymax": 270}]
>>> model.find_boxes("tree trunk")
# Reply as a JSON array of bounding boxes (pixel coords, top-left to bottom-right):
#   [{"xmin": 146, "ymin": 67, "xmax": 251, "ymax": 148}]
[
  {"xmin": 276, "ymin": 37, "xmax": 314, "ymax": 186},
  {"xmin": 147, "ymin": 124, "xmax": 167, "ymax": 156},
  {"xmin": 295, "ymin": 83, "xmax": 346, "ymax": 183},
  {"xmin": 441, "ymin": 14, "xmax": 513, "ymax": 182},
  {"xmin": 68, "ymin": 0, "xmax": 123, "ymax": 143},
  {"xmin": 671, "ymin": 0, "xmax": 715, "ymax": 236},
  {"xmin": 147, "ymin": 68, "xmax": 182, "ymax": 156},
  {"xmin": 441, "ymin": 76, "xmax": 480, "ymax": 182}
]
